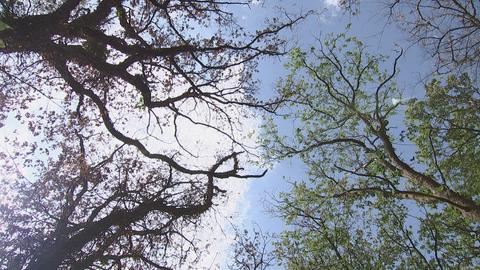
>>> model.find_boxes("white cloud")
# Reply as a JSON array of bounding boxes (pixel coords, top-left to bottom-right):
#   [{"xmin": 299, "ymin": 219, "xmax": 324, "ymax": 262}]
[
  {"xmin": 191, "ymin": 178, "xmax": 252, "ymax": 269},
  {"xmin": 323, "ymin": 0, "xmax": 341, "ymax": 9}
]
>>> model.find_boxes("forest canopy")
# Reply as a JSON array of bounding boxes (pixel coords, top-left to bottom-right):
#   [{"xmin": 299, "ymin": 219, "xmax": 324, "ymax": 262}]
[{"xmin": 1, "ymin": 0, "xmax": 479, "ymax": 269}]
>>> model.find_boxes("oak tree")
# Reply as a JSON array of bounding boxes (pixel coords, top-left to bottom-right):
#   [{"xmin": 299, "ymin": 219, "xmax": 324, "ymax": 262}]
[{"xmin": 0, "ymin": 0, "xmax": 301, "ymax": 269}]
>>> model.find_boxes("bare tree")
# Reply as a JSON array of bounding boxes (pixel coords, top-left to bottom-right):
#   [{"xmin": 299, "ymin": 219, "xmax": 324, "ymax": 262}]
[
  {"xmin": 229, "ymin": 225, "xmax": 275, "ymax": 270},
  {"xmin": 336, "ymin": 0, "xmax": 480, "ymax": 75},
  {"xmin": 390, "ymin": 0, "xmax": 480, "ymax": 74}
]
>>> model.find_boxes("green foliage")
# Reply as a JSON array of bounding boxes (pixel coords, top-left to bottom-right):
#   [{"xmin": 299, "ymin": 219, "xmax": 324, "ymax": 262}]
[
  {"xmin": 264, "ymin": 34, "xmax": 480, "ymax": 269},
  {"xmin": 273, "ymin": 182, "xmax": 430, "ymax": 270},
  {"xmin": 406, "ymin": 74, "xmax": 480, "ymax": 198}
]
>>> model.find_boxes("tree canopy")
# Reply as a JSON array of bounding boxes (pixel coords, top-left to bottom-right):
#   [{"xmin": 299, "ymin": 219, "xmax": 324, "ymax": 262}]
[
  {"xmin": 0, "ymin": 0, "xmax": 301, "ymax": 269},
  {"xmin": 261, "ymin": 33, "xmax": 480, "ymax": 269}
]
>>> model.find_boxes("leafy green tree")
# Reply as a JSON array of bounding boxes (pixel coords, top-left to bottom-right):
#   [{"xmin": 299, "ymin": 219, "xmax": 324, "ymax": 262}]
[{"xmin": 263, "ymin": 34, "xmax": 480, "ymax": 269}]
